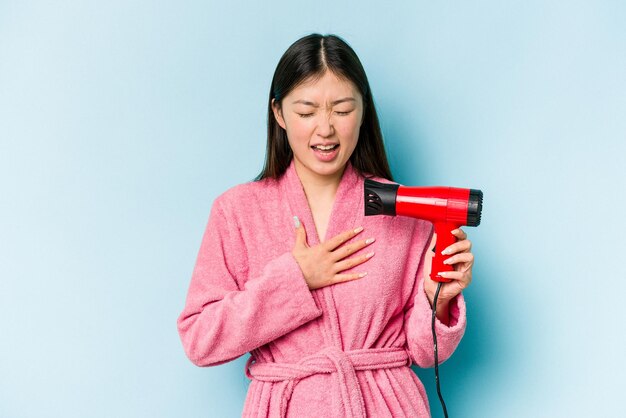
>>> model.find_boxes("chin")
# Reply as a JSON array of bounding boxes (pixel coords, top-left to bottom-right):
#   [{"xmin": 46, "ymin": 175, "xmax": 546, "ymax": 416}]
[
  {"xmin": 294, "ymin": 152, "xmax": 350, "ymax": 179},
  {"xmin": 311, "ymin": 160, "xmax": 347, "ymax": 176}
]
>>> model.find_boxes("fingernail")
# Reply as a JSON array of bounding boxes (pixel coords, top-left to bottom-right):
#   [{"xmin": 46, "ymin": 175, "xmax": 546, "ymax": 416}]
[
  {"xmin": 359, "ymin": 272, "xmax": 368, "ymax": 278},
  {"xmin": 451, "ymin": 229, "xmax": 459, "ymax": 234},
  {"xmin": 354, "ymin": 226, "xmax": 364, "ymax": 233},
  {"xmin": 365, "ymin": 238, "xmax": 375, "ymax": 244},
  {"xmin": 441, "ymin": 247, "xmax": 452, "ymax": 255},
  {"xmin": 443, "ymin": 257, "xmax": 452, "ymax": 264},
  {"xmin": 293, "ymin": 216, "xmax": 300, "ymax": 228},
  {"xmin": 438, "ymin": 271, "xmax": 450, "ymax": 277},
  {"xmin": 365, "ymin": 252, "xmax": 375, "ymax": 258}
]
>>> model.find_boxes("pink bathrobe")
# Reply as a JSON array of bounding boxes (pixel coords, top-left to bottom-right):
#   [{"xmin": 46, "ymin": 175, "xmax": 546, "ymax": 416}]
[{"xmin": 177, "ymin": 159, "xmax": 466, "ymax": 417}]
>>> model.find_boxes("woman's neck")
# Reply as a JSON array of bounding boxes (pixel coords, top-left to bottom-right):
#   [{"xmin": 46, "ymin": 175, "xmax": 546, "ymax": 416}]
[{"xmin": 294, "ymin": 162, "xmax": 346, "ymax": 201}]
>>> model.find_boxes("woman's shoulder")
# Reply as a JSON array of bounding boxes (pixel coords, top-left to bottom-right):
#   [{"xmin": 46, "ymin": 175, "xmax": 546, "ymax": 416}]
[
  {"xmin": 365, "ymin": 177, "xmax": 398, "ymax": 191},
  {"xmin": 360, "ymin": 170, "xmax": 397, "ymax": 186},
  {"xmin": 213, "ymin": 176, "xmax": 280, "ymax": 210}
]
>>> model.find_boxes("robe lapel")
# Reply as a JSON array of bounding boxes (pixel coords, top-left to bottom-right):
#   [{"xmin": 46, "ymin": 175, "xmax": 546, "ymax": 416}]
[
  {"xmin": 280, "ymin": 159, "xmax": 366, "ymax": 350},
  {"xmin": 280, "ymin": 159, "xmax": 364, "ymax": 245}
]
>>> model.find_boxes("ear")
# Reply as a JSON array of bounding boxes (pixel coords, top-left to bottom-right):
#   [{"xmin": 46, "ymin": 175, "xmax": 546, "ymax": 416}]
[{"xmin": 271, "ymin": 99, "xmax": 287, "ymax": 130}]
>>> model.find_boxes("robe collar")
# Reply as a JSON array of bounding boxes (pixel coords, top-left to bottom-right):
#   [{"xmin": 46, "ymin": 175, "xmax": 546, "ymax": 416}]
[{"xmin": 280, "ymin": 159, "xmax": 364, "ymax": 246}]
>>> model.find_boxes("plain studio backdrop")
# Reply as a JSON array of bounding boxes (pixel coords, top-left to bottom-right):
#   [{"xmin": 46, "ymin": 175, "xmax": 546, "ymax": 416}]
[{"xmin": 1, "ymin": 1, "xmax": 624, "ymax": 417}]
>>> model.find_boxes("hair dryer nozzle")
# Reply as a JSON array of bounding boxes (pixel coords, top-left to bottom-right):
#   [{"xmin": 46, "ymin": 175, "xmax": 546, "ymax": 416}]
[
  {"xmin": 364, "ymin": 179, "xmax": 399, "ymax": 216},
  {"xmin": 467, "ymin": 189, "xmax": 483, "ymax": 226}
]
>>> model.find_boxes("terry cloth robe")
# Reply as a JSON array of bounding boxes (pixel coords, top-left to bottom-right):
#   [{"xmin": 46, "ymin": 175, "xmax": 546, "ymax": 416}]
[{"xmin": 177, "ymin": 159, "xmax": 467, "ymax": 418}]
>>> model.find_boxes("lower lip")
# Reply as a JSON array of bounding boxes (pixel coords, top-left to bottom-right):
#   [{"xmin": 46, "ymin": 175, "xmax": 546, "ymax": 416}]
[{"xmin": 311, "ymin": 145, "xmax": 340, "ymax": 162}]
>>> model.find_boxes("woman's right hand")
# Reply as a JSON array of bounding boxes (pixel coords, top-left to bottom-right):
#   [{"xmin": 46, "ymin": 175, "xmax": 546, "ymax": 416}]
[{"xmin": 291, "ymin": 216, "xmax": 376, "ymax": 290}]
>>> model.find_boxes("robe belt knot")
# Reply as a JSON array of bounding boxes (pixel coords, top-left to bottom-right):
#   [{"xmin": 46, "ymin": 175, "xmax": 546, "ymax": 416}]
[{"xmin": 246, "ymin": 346, "xmax": 412, "ymax": 418}]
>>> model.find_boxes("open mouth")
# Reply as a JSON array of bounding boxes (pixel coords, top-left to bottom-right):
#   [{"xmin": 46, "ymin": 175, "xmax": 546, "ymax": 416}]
[
  {"xmin": 311, "ymin": 143, "xmax": 340, "ymax": 162},
  {"xmin": 311, "ymin": 144, "xmax": 340, "ymax": 152}
]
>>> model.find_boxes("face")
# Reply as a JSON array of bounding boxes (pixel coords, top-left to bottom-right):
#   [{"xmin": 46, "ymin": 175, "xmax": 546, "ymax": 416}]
[{"xmin": 272, "ymin": 71, "xmax": 364, "ymax": 184}]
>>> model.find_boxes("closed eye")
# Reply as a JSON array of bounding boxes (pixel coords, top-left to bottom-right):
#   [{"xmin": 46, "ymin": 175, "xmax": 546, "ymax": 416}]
[
  {"xmin": 335, "ymin": 110, "xmax": 353, "ymax": 116},
  {"xmin": 297, "ymin": 113, "xmax": 314, "ymax": 118}
]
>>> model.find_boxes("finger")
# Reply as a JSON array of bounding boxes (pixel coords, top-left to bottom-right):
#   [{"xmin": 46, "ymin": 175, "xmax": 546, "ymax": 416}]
[
  {"xmin": 437, "ymin": 270, "xmax": 471, "ymax": 285},
  {"xmin": 443, "ymin": 252, "xmax": 474, "ymax": 266},
  {"xmin": 441, "ymin": 239, "xmax": 472, "ymax": 256},
  {"xmin": 324, "ymin": 226, "xmax": 364, "ymax": 251},
  {"xmin": 331, "ymin": 237, "xmax": 375, "ymax": 262},
  {"xmin": 334, "ymin": 251, "xmax": 375, "ymax": 272},
  {"xmin": 333, "ymin": 272, "xmax": 367, "ymax": 284},
  {"xmin": 293, "ymin": 216, "xmax": 309, "ymax": 248},
  {"xmin": 450, "ymin": 228, "xmax": 467, "ymax": 240}
]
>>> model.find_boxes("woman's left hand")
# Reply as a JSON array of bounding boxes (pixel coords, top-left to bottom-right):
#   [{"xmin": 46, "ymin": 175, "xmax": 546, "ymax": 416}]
[{"xmin": 423, "ymin": 228, "xmax": 474, "ymax": 321}]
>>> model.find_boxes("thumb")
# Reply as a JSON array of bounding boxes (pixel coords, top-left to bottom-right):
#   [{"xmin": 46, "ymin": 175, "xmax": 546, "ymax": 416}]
[{"xmin": 293, "ymin": 216, "xmax": 308, "ymax": 248}]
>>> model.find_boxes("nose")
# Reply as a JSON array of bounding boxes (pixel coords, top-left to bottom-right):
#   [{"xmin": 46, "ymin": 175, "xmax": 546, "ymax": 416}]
[{"xmin": 316, "ymin": 114, "xmax": 334, "ymax": 138}]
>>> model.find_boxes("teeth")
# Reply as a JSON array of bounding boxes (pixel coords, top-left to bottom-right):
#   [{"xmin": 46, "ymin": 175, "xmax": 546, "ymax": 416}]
[{"xmin": 313, "ymin": 144, "xmax": 338, "ymax": 151}]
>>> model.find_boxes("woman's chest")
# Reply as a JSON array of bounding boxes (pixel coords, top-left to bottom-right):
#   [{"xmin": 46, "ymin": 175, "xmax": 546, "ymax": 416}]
[{"xmin": 243, "ymin": 211, "xmax": 426, "ymax": 323}]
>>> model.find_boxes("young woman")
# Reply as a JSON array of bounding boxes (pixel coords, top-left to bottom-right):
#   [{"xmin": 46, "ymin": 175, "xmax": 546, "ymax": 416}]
[{"xmin": 177, "ymin": 33, "xmax": 474, "ymax": 417}]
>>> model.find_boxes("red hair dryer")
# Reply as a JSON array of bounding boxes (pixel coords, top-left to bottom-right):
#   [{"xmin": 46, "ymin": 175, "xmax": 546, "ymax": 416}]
[{"xmin": 364, "ymin": 179, "xmax": 483, "ymax": 283}]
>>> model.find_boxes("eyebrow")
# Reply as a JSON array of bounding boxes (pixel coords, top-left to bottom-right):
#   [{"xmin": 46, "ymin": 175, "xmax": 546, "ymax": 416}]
[{"xmin": 291, "ymin": 97, "xmax": 356, "ymax": 106}]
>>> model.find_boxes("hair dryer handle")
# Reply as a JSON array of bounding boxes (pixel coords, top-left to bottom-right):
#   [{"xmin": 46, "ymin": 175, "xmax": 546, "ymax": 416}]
[{"xmin": 431, "ymin": 222, "xmax": 460, "ymax": 283}]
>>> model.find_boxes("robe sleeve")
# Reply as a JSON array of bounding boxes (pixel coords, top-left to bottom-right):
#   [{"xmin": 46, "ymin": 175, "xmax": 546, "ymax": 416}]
[
  {"xmin": 403, "ymin": 222, "xmax": 467, "ymax": 368},
  {"xmin": 177, "ymin": 195, "xmax": 323, "ymax": 367}
]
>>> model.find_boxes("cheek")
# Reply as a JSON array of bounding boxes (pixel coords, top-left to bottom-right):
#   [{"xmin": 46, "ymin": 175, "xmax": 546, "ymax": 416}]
[
  {"xmin": 285, "ymin": 118, "xmax": 316, "ymax": 146},
  {"xmin": 335, "ymin": 116, "xmax": 361, "ymax": 141},
  {"xmin": 284, "ymin": 117, "xmax": 308, "ymax": 135}
]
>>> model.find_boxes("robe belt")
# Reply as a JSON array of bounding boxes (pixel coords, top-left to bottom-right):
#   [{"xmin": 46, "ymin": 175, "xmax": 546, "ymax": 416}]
[{"xmin": 245, "ymin": 346, "xmax": 412, "ymax": 418}]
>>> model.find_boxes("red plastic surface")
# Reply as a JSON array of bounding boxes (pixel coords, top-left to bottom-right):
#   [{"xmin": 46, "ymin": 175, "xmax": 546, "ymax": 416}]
[{"xmin": 395, "ymin": 186, "xmax": 472, "ymax": 283}]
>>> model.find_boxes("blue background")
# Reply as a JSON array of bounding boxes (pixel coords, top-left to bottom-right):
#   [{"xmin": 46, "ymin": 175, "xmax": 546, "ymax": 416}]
[{"xmin": 1, "ymin": 1, "xmax": 624, "ymax": 417}]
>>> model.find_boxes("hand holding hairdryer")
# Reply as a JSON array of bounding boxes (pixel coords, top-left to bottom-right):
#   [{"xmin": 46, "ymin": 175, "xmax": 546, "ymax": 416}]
[{"xmin": 364, "ymin": 179, "xmax": 483, "ymax": 283}]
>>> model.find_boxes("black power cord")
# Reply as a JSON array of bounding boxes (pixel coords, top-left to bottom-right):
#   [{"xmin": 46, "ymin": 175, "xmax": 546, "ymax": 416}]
[{"xmin": 432, "ymin": 281, "xmax": 449, "ymax": 418}]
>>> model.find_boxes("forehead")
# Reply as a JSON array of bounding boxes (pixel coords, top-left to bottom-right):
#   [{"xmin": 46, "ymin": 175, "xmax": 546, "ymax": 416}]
[{"xmin": 289, "ymin": 71, "xmax": 360, "ymax": 101}]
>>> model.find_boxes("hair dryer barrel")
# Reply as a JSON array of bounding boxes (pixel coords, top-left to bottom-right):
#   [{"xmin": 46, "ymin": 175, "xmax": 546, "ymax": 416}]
[{"xmin": 364, "ymin": 179, "xmax": 482, "ymax": 226}]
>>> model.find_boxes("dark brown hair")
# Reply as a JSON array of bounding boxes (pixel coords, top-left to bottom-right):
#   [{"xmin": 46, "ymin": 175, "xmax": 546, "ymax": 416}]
[{"xmin": 255, "ymin": 34, "xmax": 394, "ymax": 181}]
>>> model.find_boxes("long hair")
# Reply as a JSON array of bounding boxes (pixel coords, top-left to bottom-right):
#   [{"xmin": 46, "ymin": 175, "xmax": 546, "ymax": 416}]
[{"xmin": 255, "ymin": 34, "xmax": 394, "ymax": 181}]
